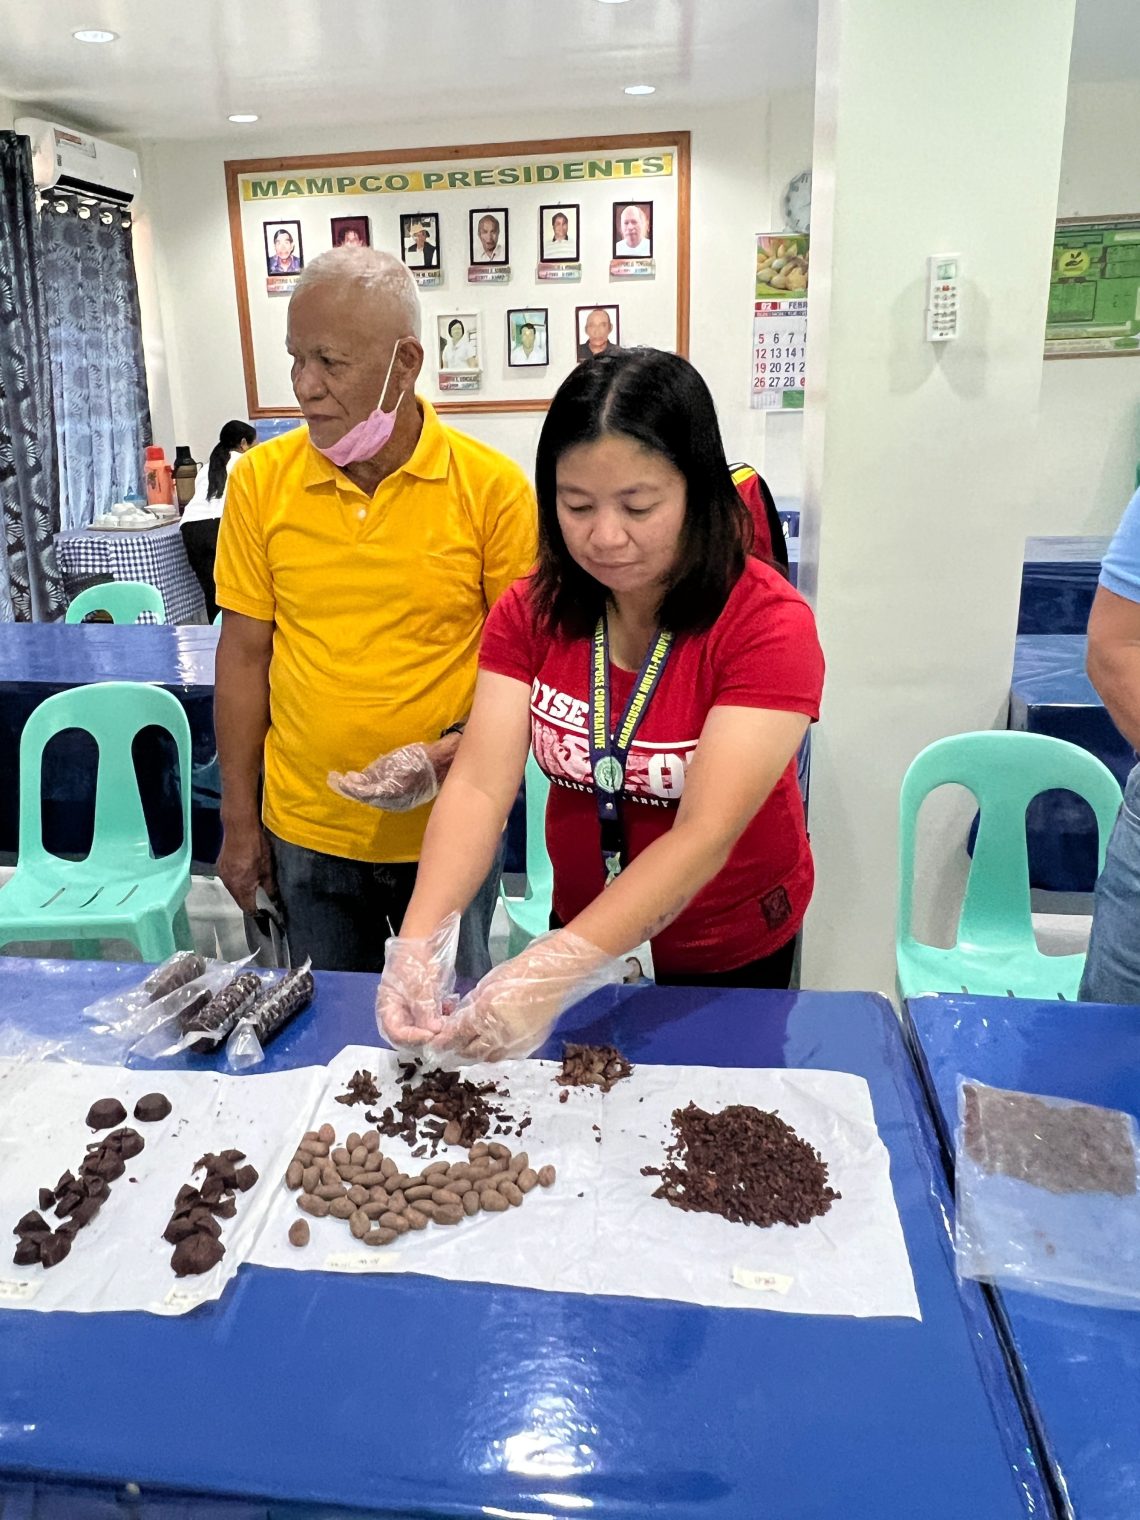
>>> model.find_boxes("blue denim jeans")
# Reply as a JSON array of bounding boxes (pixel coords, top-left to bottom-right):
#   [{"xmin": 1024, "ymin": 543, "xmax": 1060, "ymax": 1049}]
[
  {"xmin": 268, "ymin": 832, "xmax": 502, "ymax": 980},
  {"xmin": 1079, "ymin": 761, "xmax": 1140, "ymax": 1003}
]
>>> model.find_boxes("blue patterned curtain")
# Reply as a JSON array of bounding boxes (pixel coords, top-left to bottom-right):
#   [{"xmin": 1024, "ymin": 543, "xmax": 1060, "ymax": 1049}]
[
  {"xmin": 0, "ymin": 133, "xmax": 67, "ymax": 622},
  {"xmin": 39, "ymin": 195, "xmax": 152, "ymax": 530}
]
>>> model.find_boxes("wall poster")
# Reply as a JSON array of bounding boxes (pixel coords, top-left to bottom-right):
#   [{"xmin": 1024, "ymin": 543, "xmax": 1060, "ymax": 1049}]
[{"xmin": 1045, "ymin": 216, "xmax": 1140, "ymax": 359}]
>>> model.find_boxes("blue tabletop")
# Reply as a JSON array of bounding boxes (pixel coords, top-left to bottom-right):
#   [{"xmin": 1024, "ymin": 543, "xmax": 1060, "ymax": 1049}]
[
  {"xmin": 903, "ymin": 993, "xmax": 1140, "ymax": 1520},
  {"xmin": 0, "ymin": 960, "xmax": 1049, "ymax": 1519},
  {"xmin": 0, "ymin": 622, "xmax": 218, "ymax": 689},
  {"xmin": 1019, "ymin": 536, "xmax": 1109, "ymax": 637}
]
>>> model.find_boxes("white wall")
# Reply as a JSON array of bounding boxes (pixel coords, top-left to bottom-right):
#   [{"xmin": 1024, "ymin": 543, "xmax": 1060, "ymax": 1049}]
[
  {"xmin": 134, "ymin": 100, "xmax": 798, "ymax": 478},
  {"xmin": 1033, "ymin": 79, "xmax": 1140, "ymax": 535}
]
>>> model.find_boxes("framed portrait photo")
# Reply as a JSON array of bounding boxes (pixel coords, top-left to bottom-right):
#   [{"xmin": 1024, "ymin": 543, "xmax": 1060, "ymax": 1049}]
[
  {"xmin": 507, "ymin": 308, "xmax": 549, "ymax": 367},
  {"xmin": 575, "ymin": 304, "xmax": 621, "ymax": 363},
  {"xmin": 330, "ymin": 215, "xmax": 371, "ymax": 249},
  {"xmin": 401, "ymin": 212, "xmax": 440, "ymax": 270},
  {"xmin": 613, "ymin": 200, "xmax": 653, "ymax": 259},
  {"xmin": 469, "ymin": 208, "xmax": 509, "ymax": 266},
  {"xmin": 437, "ymin": 313, "xmax": 481, "ymax": 373},
  {"xmin": 539, "ymin": 203, "xmax": 579, "ymax": 263},
  {"xmin": 264, "ymin": 219, "xmax": 304, "ymax": 275}
]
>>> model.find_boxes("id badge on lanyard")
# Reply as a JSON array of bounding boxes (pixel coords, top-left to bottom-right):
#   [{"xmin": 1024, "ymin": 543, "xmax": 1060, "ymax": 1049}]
[{"xmin": 588, "ymin": 614, "xmax": 673, "ymax": 887}]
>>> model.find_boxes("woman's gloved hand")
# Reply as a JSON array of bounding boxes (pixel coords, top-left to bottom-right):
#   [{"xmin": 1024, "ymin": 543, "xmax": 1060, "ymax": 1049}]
[
  {"xmin": 329, "ymin": 737, "xmax": 456, "ymax": 813},
  {"xmin": 429, "ymin": 929, "xmax": 622, "ymax": 1064},
  {"xmin": 375, "ymin": 913, "xmax": 461, "ymax": 1051}
]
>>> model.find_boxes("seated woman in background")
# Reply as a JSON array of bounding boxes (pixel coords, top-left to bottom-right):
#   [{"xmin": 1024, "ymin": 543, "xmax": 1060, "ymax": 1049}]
[
  {"xmin": 181, "ymin": 420, "xmax": 256, "ymax": 621},
  {"xmin": 371, "ymin": 348, "xmax": 824, "ymax": 1062}
]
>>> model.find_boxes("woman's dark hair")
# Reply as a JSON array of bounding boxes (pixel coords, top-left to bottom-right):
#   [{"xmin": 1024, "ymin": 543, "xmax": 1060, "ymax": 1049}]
[
  {"xmin": 533, "ymin": 348, "xmax": 753, "ymax": 637},
  {"xmin": 207, "ymin": 420, "xmax": 256, "ymax": 500},
  {"xmin": 448, "ymin": 319, "xmax": 464, "ymax": 338}
]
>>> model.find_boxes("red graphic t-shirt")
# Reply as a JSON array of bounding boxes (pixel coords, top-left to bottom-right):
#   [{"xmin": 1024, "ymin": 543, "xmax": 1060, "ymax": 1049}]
[{"xmin": 479, "ymin": 558, "xmax": 825, "ymax": 975}]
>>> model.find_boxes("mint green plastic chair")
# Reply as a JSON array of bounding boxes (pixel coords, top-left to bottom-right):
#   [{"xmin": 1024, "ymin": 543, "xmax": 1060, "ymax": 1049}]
[
  {"xmin": 66, "ymin": 581, "xmax": 166, "ymax": 625},
  {"xmin": 897, "ymin": 730, "xmax": 1122, "ymax": 1000},
  {"xmin": 0, "ymin": 682, "xmax": 193, "ymax": 961},
  {"xmin": 500, "ymin": 753, "xmax": 554, "ymax": 957}
]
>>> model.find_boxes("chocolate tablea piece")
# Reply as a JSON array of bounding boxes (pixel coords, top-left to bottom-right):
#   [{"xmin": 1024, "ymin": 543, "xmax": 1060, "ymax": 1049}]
[
  {"xmin": 133, "ymin": 1092, "xmax": 172, "ymax": 1123},
  {"xmin": 14, "ymin": 1210, "xmax": 49, "ymax": 1238},
  {"xmin": 39, "ymin": 1232, "xmax": 72, "ymax": 1269},
  {"xmin": 213, "ymin": 1196, "xmax": 237, "ymax": 1220},
  {"xmin": 162, "ymin": 1216, "xmax": 198, "ymax": 1245},
  {"xmin": 187, "ymin": 1208, "xmax": 222, "ymax": 1238},
  {"xmin": 13, "ymin": 1237, "xmax": 42, "ymax": 1266},
  {"xmin": 171, "ymin": 1232, "xmax": 225, "ymax": 1276},
  {"xmin": 234, "ymin": 1165, "xmax": 258, "ymax": 1192},
  {"xmin": 85, "ymin": 1098, "xmax": 127, "ymax": 1131},
  {"xmin": 53, "ymin": 1170, "xmax": 75, "ymax": 1196},
  {"xmin": 104, "ymin": 1127, "xmax": 145, "ymax": 1160},
  {"xmin": 220, "ymin": 1149, "xmax": 246, "ymax": 1163},
  {"xmin": 37, "ymin": 1188, "xmax": 54, "ymax": 1212}
]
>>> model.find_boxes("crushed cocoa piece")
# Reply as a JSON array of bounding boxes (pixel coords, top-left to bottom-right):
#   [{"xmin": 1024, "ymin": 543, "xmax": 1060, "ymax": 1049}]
[
  {"xmin": 364, "ymin": 1060, "xmax": 526, "ymax": 1157},
  {"xmin": 557, "ymin": 1043, "xmax": 633, "ymax": 1093},
  {"xmin": 643, "ymin": 1102, "xmax": 840, "ymax": 1229},
  {"xmin": 335, "ymin": 1069, "xmax": 381, "ymax": 1107}
]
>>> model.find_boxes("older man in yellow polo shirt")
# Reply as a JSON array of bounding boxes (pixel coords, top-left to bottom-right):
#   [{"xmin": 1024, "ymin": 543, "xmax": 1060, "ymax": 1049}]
[{"xmin": 214, "ymin": 247, "xmax": 536, "ymax": 974}]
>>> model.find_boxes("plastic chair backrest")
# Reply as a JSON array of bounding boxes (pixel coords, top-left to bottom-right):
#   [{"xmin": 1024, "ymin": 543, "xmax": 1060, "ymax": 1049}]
[
  {"xmin": 18, "ymin": 682, "xmax": 191, "ymax": 876},
  {"xmin": 898, "ymin": 730, "xmax": 1122, "ymax": 956},
  {"xmin": 522, "ymin": 751, "xmax": 553, "ymax": 900},
  {"xmin": 66, "ymin": 582, "xmax": 166, "ymax": 625}
]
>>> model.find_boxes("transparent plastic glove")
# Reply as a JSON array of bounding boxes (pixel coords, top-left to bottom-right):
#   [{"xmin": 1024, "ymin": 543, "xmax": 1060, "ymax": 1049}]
[
  {"xmin": 430, "ymin": 929, "xmax": 623, "ymax": 1064},
  {"xmin": 375, "ymin": 912, "xmax": 461, "ymax": 1051},
  {"xmin": 329, "ymin": 740, "xmax": 448, "ymax": 813}
]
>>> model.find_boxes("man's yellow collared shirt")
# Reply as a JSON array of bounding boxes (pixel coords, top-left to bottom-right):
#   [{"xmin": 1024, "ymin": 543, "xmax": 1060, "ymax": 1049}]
[{"xmin": 215, "ymin": 400, "xmax": 537, "ymax": 863}]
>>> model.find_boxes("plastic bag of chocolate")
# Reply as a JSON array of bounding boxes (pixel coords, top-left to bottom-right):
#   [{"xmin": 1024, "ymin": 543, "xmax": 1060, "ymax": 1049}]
[
  {"xmin": 129, "ymin": 970, "xmax": 271, "ymax": 1060},
  {"xmin": 954, "ymin": 1078, "xmax": 1140, "ymax": 1309},
  {"xmin": 106, "ymin": 957, "xmax": 255, "ymax": 1066},
  {"xmin": 81, "ymin": 951, "xmax": 208, "ymax": 1023},
  {"xmin": 225, "ymin": 962, "xmax": 315, "ymax": 1070}
]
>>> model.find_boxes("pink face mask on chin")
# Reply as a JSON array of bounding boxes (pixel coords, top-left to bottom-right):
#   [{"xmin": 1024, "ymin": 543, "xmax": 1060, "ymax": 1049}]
[{"xmin": 312, "ymin": 338, "xmax": 406, "ymax": 468}]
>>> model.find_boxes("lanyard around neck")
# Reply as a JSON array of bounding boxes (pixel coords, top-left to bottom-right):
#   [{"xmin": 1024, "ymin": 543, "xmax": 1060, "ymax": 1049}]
[{"xmin": 589, "ymin": 614, "xmax": 674, "ymax": 884}]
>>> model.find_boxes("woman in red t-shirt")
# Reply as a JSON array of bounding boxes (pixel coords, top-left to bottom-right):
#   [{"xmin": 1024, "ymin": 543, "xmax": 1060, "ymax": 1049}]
[{"xmin": 378, "ymin": 348, "xmax": 824, "ymax": 1061}]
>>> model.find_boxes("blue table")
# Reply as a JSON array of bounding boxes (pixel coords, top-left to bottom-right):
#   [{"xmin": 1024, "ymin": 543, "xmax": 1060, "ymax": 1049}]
[
  {"xmin": 0, "ymin": 623, "xmax": 222, "ymax": 866},
  {"xmin": 1019, "ymin": 535, "xmax": 1110, "ymax": 636},
  {"xmin": 1009, "ymin": 634, "xmax": 1132, "ymax": 891},
  {"xmin": 903, "ymin": 993, "xmax": 1140, "ymax": 1520},
  {"xmin": 0, "ymin": 963, "xmax": 1050, "ymax": 1518}
]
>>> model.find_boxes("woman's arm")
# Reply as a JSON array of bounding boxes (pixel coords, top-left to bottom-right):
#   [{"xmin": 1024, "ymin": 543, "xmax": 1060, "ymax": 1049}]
[
  {"xmin": 567, "ymin": 705, "xmax": 810, "ymax": 956},
  {"xmin": 398, "ymin": 669, "xmax": 533, "ymax": 937}
]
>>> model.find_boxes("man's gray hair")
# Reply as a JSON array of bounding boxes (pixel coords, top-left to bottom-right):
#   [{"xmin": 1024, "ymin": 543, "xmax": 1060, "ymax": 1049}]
[{"xmin": 293, "ymin": 247, "xmax": 422, "ymax": 338}]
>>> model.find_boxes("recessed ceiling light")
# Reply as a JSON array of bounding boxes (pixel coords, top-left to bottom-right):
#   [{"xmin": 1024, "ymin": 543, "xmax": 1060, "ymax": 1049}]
[
  {"xmin": 624, "ymin": 84, "xmax": 656, "ymax": 95},
  {"xmin": 597, "ymin": 0, "xmax": 632, "ymax": 5},
  {"xmin": 228, "ymin": 113, "xmax": 259, "ymax": 124},
  {"xmin": 72, "ymin": 28, "xmax": 117, "ymax": 43}
]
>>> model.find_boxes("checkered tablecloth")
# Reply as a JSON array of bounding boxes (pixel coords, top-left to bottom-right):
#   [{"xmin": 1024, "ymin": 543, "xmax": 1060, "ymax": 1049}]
[{"xmin": 54, "ymin": 523, "xmax": 206, "ymax": 624}]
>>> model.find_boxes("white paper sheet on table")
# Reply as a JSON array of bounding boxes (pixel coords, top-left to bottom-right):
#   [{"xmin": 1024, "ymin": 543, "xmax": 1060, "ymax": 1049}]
[
  {"xmin": 249, "ymin": 1046, "xmax": 921, "ymax": 1319},
  {"xmin": 0, "ymin": 1059, "xmax": 323, "ymax": 1315}
]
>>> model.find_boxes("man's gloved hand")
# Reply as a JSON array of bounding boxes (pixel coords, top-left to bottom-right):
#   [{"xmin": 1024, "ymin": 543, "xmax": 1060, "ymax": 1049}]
[
  {"xmin": 427, "ymin": 929, "xmax": 622, "ymax": 1064},
  {"xmin": 329, "ymin": 736, "xmax": 458, "ymax": 813},
  {"xmin": 375, "ymin": 913, "xmax": 461, "ymax": 1051}
]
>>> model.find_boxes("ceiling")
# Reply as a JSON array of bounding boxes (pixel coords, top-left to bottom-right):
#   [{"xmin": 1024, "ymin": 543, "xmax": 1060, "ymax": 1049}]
[
  {"xmin": 0, "ymin": 0, "xmax": 1133, "ymax": 144},
  {"xmin": 0, "ymin": 0, "xmax": 818, "ymax": 141}
]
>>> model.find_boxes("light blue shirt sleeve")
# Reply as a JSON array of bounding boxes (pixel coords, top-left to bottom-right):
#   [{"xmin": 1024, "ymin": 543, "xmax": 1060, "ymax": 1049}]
[{"xmin": 1099, "ymin": 487, "xmax": 1140, "ymax": 603}]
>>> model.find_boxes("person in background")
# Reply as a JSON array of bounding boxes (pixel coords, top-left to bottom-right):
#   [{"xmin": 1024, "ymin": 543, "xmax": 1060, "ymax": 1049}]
[
  {"xmin": 1079, "ymin": 484, "xmax": 1140, "ymax": 1003},
  {"xmin": 377, "ymin": 348, "xmax": 824, "ymax": 1063},
  {"xmin": 268, "ymin": 228, "xmax": 301, "ymax": 274},
  {"xmin": 213, "ymin": 247, "xmax": 536, "ymax": 975},
  {"xmin": 510, "ymin": 321, "xmax": 547, "ymax": 366},
  {"xmin": 440, "ymin": 318, "xmax": 479, "ymax": 371},
  {"xmin": 180, "ymin": 420, "xmax": 256, "ymax": 622},
  {"xmin": 404, "ymin": 221, "xmax": 438, "ymax": 269},
  {"xmin": 337, "ymin": 227, "xmax": 365, "ymax": 247},
  {"xmin": 543, "ymin": 211, "xmax": 573, "ymax": 261},
  {"xmin": 577, "ymin": 307, "xmax": 619, "ymax": 363},
  {"xmin": 614, "ymin": 204, "xmax": 651, "ymax": 258},
  {"xmin": 473, "ymin": 214, "xmax": 506, "ymax": 263}
]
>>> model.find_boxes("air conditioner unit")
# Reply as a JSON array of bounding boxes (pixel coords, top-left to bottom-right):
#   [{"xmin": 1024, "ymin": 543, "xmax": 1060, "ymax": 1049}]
[{"xmin": 15, "ymin": 117, "xmax": 140, "ymax": 206}]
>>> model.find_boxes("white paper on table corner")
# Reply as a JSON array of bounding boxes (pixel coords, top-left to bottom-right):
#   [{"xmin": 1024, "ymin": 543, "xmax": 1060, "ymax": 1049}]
[
  {"xmin": 251, "ymin": 1047, "xmax": 920, "ymax": 1320},
  {"xmin": 0, "ymin": 1060, "xmax": 325, "ymax": 1315}
]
